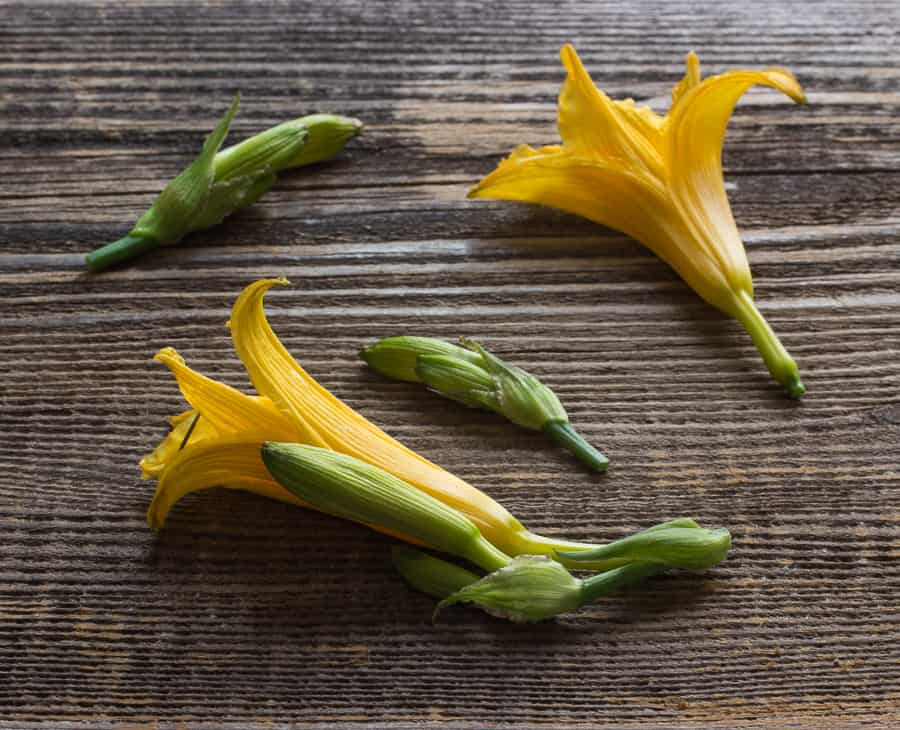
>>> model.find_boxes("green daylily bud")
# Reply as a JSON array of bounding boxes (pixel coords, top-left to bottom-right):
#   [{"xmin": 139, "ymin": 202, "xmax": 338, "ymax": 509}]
[
  {"xmin": 437, "ymin": 555, "xmax": 667, "ymax": 622},
  {"xmin": 260, "ymin": 442, "xmax": 510, "ymax": 572},
  {"xmin": 557, "ymin": 519, "xmax": 732, "ymax": 571},
  {"xmin": 86, "ymin": 105, "xmax": 363, "ymax": 272},
  {"xmin": 361, "ymin": 335, "xmax": 608, "ymax": 472},
  {"xmin": 392, "ymin": 546, "xmax": 481, "ymax": 599},
  {"xmin": 360, "ymin": 336, "xmax": 481, "ymax": 383}
]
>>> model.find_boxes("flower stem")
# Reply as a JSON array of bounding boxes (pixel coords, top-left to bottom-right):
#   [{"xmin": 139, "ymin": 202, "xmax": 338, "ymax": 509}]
[
  {"xmin": 85, "ymin": 234, "xmax": 160, "ymax": 272},
  {"xmin": 731, "ymin": 290, "xmax": 805, "ymax": 398},
  {"xmin": 465, "ymin": 536, "xmax": 513, "ymax": 572},
  {"xmin": 580, "ymin": 562, "xmax": 665, "ymax": 603},
  {"xmin": 543, "ymin": 421, "xmax": 609, "ymax": 472}
]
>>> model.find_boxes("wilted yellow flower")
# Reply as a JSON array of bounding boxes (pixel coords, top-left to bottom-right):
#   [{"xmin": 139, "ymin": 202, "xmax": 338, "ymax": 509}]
[
  {"xmin": 141, "ymin": 278, "xmax": 625, "ymax": 566},
  {"xmin": 470, "ymin": 46, "xmax": 808, "ymax": 397}
]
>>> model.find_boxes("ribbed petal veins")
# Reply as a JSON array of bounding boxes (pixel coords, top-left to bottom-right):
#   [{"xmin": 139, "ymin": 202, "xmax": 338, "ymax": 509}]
[
  {"xmin": 664, "ymin": 59, "xmax": 807, "ymax": 310},
  {"xmin": 227, "ymin": 278, "xmax": 525, "ymax": 545}
]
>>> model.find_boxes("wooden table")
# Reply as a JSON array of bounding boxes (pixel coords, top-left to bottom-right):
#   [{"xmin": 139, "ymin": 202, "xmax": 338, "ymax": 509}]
[{"xmin": 2, "ymin": 2, "xmax": 898, "ymax": 727}]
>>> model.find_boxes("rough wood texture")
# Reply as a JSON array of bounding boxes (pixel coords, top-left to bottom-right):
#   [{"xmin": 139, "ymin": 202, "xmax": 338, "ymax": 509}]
[{"xmin": 1, "ymin": 1, "xmax": 899, "ymax": 727}]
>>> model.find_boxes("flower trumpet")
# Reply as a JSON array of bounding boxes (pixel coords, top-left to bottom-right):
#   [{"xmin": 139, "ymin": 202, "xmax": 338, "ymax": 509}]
[
  {"xmin": 361, "ymin": 335, "xmax": 608, "ymax": 471},
  {"xmin": 470, "ymin": 46, "xmax": 808, "ymax": 397},
  {"xmin": 86, "ymin": 96, "xmax": 363, "ymax": 271}
]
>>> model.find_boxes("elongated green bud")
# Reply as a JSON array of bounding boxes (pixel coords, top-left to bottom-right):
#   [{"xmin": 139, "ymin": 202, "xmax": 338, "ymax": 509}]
[
  {"xmin": 557, "ymin": 520, "xmax": 732, "ymax": 571},
  {"xmin": 86, "ymin": 101, "xmax": 363, "ymax": 272},
  {"xmin": 392, "ymin": 546, "xmax": 481, "ymax": 599},
  {"xmin": 361, "ymin": 335, "xmax": 608, "ymax": 472},
  {"xmin": 261, "ymin": 443, "xmax": 510, "ymax": 572}
]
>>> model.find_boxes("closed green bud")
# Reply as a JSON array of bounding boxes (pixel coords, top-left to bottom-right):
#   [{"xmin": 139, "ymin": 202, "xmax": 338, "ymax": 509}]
[
  {"xmin": 437, "ymin": 555, "xmax": 583, "ymax": 623},
  {"xmin": 86, "ymin": 101, "xmax": 363, "ymax": 272},
  {"xmin": 557, "ymin": 519, "xmax": 732, "ymax": 572},
  {"xmin": 392, "ymin": 546, "xmax": 481, "ymax": 599},
  {"xmin": 361, "ymin": 336, "xmax": 608, "ymax": 472},
  {"xmin": 260, "ymin": 442, "xmax": 510, "ymax": 572},
  {"xmin": 437, "ymin": 555, "xmax": 667, "ymax": 622}
]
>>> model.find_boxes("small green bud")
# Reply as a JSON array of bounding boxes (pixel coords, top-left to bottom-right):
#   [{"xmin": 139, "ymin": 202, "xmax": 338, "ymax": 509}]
[
  {"xmin": 86, "ymin": 105, "xmax": 363, "ymax": 272},
  {"xmin": 360, "ymin": 336, "xmax": 481, "ymax": 383},
  {"xmin": 260, "ymin": 443, "xmax": 510, "ymax": 572},
  {"xmin": 361, "ymin": 336, "xmax": 608, "ymax": 472},
  {"xmin": 392, "ymin": 546, "xmax": 481, "ymax": 599},
  {"xmin": 437, "ymin": 555, "xmax": 584, "ymax": 623},
  {"xmin": 557, "ymin": 520, "xmax": 732, "ymax": 571},
  {"xmin": 437, "ymin": 555, "xmax": 669, "ymax": 622}
]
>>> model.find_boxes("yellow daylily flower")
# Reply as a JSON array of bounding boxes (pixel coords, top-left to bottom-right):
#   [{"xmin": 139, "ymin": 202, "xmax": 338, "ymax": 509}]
[
  {"xmin": 470, "ymin": 45, "xmax": 808, "ymax": 397},
  {"xmin": 143, "ymin": 278, "xmax": 626, "ymax": 567}
]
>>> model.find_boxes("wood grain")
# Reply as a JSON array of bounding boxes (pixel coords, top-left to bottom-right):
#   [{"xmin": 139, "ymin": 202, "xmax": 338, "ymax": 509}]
[{"xmin": 1, "ymin": 1, "xmax": 899, "ymax": 728}]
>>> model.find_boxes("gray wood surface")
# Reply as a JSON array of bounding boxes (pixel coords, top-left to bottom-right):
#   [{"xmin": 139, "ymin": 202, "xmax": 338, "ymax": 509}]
[{"xmin": 1, "ymin": 1, "xmax": 899, "ymax": 727}]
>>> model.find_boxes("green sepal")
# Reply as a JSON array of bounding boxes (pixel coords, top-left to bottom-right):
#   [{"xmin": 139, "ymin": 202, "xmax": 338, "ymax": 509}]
[
  {"xmin": 131, "ymin": 94, "xmax": 240, "ymax": 245},
  {"xmin": 392, "ymin": 546, "xmax": 481, "ymax": 599},
  {"xmin": 187, "ymin": 172, "xmax": 276, "ymax": 232},
  {"xmin": 462, "ymin": 339, "xmax": 568, "ymax": 431}
]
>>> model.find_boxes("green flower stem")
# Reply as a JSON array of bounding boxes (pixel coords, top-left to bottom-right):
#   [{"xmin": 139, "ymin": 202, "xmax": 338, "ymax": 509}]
[
  {"xmin": 580, "ymin": 562, "xmax": 665, "ymax": 603},
  {"xmin": 85, "ymin": 234, "xmax": 160, "ymax": 273},
  {"xmin": 732, "ymin": 289, "xmax": 805, "ymax": 398},
  {"xmin": 543, "ymin": 421, "xmax": 609, "ymax": 472}
]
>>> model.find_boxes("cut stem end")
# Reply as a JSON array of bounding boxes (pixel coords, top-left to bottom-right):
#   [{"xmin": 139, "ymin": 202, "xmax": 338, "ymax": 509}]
[
  {"xmin": 543, "ymin": 421, "xmax": 609, "ymax": 472},
  {"xmin": 86, "ymin": 234, "xmax": 160, "ymax": 272},
  {"xmin": 732, "ymin": 290, "xmax": 805, "ymax": 399}
]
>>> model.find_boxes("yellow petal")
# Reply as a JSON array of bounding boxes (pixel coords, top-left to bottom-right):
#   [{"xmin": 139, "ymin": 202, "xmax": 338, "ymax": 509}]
[
  {"xmin": 469, "ymin": 144, "xmax": 737, "ymax": 311},
  {"xmin": 664, "ymin": 59, "xmax": 807, "ymax": 310},
  {"xmin": 146, "ymin": 438, "xmax": 301, "ymax": 529},
  {"xmin": 558, "ymin": 44, "xmax": 664, "ymax": 178},
  {"xmin": 228, "ymin": 278, "xmax": 525, "ymax": 547},
  {"xmin": 139, "ymin": 408, "xmax": 221, "ymax": 478},
  {"xmin": 153, "ymin": 346, "xmax": 298, "ymax": 440}
]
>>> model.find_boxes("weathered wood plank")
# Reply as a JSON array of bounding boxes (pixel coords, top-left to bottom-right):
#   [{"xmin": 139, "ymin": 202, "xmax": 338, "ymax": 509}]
[{"xmin": 1, "ymin": 0, "xmax": 898, "ymax": 728}]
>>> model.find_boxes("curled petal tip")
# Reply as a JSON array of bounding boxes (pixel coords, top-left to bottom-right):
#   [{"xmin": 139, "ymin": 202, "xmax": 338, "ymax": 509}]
[{"xmin": 153, "ymin": 346, "xmax": 183, "ymax": 365}]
